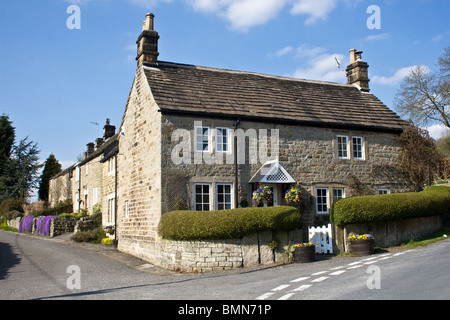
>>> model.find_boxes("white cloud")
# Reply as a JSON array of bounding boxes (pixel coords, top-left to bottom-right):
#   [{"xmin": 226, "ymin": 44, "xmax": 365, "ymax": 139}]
[
  {"xmin": 290, "ymin": 0, "xmax": 338, "ymax": 25},
  {"xmin": 364, "ymin": 32, "xmax": 389, "ymax": 42},
  {"xmin": 273, "ymin": 46, "xmax": 294, "ymax": 57},
  {"xmin": 426, "ymin": 124, "xmax": 450, "ymax": 140},
  {"xmin": 185, "ymin": 0, "xmax": 345, "ymax": 31},
  {"xmin": 291, "ymin": 49, "xmax": 347, "ymax": 82},
  {"xmin": 225, "ymin": 0, "xmax": 287, "ymax": 30},
  {"xmin": 372, "ymin": 66, "xmax": 429, "ymax": 86},
  {"xmin": 129, "ymin": 0, "xmax": 173, "ymax": 9}
]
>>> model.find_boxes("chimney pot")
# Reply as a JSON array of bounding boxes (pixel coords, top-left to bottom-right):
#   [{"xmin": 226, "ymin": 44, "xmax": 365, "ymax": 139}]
[
  {"xmin": 346, "ymin": 48, "xmax": 370, "ymax": 92},
  {"xmin": 136, "ymin": 13, "xmax": 159, "ymax": 66}
]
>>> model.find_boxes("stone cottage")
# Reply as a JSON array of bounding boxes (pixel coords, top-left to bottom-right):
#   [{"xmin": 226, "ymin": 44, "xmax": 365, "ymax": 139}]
[
  {"xmin": 115, "ymin": 14, "xmax": 408, "ymax": 263},
  {"xmin": 49, "ymin": 120, "xmax": 118, "ymax": 228}
]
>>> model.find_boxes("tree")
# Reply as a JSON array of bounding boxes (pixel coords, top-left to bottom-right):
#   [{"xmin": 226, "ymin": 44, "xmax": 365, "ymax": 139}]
[
  {"xmin": 394, "ymin": 47, "xmax": 450, "ymax": 129},
  {"xmin": 7, "ymin": 137, "xmax": 43, "ymax": 200},
  {"xmin": 38, "ymin": 154, "xmax": 62, "ymax": 202},
  {"xmin": 0, "ymin": 115, "xmax": 15, "ymax": 175},
  {"xmin": 398, "ymin": 125, "xmax": 442, "ymax": 191}
]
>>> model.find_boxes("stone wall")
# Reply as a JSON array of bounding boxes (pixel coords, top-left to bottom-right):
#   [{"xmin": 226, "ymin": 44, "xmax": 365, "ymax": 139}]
[
  {"xmin": 160, "ymin": 114, "xmax": 409, "ymax": 227},
  {"xmin": 49, "ymin": 170, "xmax": 73, "ymax": 208},
  {"xmin": 156, "ymin": 229, "xmax": 303, "ymax": 273},
  {"xmin": 333, "ymin": 214, "xmax": 446, "ymax": 254},
  {"xmin": 117, "ymin": 64, "xmax": 162, "ymax": 263},
  {"xmin": 50, "ymin": 217, "xmax": 78, "ymax": 237}
]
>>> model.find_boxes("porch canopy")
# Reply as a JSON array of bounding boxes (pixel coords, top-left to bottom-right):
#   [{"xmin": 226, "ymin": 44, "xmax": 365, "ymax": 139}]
[{"xmin": 249, "ymin": 158, "xmax": 296, "ymax": 184}]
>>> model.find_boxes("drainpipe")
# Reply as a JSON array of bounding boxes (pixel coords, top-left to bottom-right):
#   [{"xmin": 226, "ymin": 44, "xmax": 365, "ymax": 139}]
[
  {"xmin": 234, "ymin": 118, "xmax": 240, "ymax": 209},
  {"xmin": 114, "ymin": 153, "xmax": 118, "ymax": 247}
]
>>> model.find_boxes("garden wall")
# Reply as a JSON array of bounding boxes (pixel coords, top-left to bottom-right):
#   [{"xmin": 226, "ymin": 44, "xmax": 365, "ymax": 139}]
[
  {"xmin": 333, "ymin": 213, "xmax": 446, "ymax": 254},
  {"xmin": 154, "ymin": 229, "xmax": 302, "ymax": 273},
  {"xmin": 8, "ymin": 216, "xmax": 79, "ymax": 237}
]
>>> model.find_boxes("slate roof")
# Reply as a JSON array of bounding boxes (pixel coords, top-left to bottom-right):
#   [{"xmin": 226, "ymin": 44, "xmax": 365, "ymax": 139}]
[{"xmin": 143, "ymin": 61, "xmax": 407, "ymax": 133}]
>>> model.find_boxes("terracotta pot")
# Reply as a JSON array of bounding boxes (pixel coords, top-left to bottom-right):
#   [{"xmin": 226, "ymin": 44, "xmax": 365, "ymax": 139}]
[
  {"xmin": 293, "ymin": 245, "xmax": 315, "ymax": 263},
  {"xmin": 350, "ymin": 238, "xmax": 374, "ymax": 256}
]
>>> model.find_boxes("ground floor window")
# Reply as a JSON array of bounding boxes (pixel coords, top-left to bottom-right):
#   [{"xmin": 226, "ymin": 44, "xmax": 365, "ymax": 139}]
[
  {"xmin": 216, "ymin": 183, "xmax": 233, "ymax": 210},
  {"xmin": 107, "ymin": 195, "xmax": 115, "ymax": 223},
  {"xmin": 332, "ymin": 188, "xmax": 345, "ymax": 202},
  {"xmin": 195, "ymin": 183, "xmax": 212, "ymax": 211},
  {"xmin": 316, "ymin": 188, "xmax": 329, "ymax": 214},
  {"xmin": 378, "ymin": 188, "xmax": 390, "ymax": 195}
]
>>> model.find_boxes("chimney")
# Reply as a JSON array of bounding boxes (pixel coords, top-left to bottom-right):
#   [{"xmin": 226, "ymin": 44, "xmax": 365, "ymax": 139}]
[
  {"xmin": 95, "ymin": 137, "xmax": 104, "ymax": 149},
  {"xmin": 346, "ymin": 49, "xmax": 370, "ymax": 92},
  {"xmin": 136, "ymin": 13, "xmax": 160, "ymax": 66},
  {"xmin": 85, "ymin": 142, "xmax": 95, "ymax": 159},
  {"xmin": 103, "ymin": 118, "xmax": 116, "ymax": 140}
]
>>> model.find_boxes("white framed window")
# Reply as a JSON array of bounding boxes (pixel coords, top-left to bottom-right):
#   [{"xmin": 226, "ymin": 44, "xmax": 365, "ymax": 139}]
[
  {"xmin": 316, "ymin": 188, "xmax": 329, "ymax": 214},
  {"xmin": 108, "ymin": 157, "xmax": 115, "ymax": 175},
  {"xmin": 378, "ymin": 188, "xmax": 390, "ymax": 195},
  {"xmin": 352, "ymin": 137, "xmax": 364, "ymax": 160},
  {"xmin": 75, "ymin": 166, "xmax": 80, "ymax": 182},
  {"xmin": 216, "ymin": 128, "xmax": 230, "ymax": 153},
  {"xmin": 195, "ymin": 126, "xmax": 211, "ymax": 152},
  {"xmin": 85, "ymin": 164, "xmax": 89, "ymax": 175},
  {"xmin": 92, "ymin": 187, "xmax": 98, "ymax": 205},
  {"xmin": 216, "ymin": 183, "xmax": 233, "ymax": 210},
  {"xmin": 107, "ymin": 194, "xmax": 116, "ymax": 223},
  {"xmin": 337, "ymin": 136, "xmax": 349, "ymax": 159},
  {"xmin": 125, "ymin": 201, "xmax": 130, "ymax": 218},
  {"xmin": 332, "ymin": 188, "xmax": 345, "ymax": 202},
  {"xmin": 194, "ymin": 183, "xmax": 212, "ymax": 211}
]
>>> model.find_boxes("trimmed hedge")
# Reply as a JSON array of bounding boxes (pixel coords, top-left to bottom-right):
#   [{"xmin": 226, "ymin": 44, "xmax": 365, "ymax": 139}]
[
  {"xmin": 330, "ymin": 186, "xmax": 450, "ymax": 227},
  {"xmin": 158, "ymin": 206, "xmax": 301, "ymax": 241}
]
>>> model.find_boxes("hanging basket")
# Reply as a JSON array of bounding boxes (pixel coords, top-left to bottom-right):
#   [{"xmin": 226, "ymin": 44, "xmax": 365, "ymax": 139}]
[
  {"xmin": 293, "ymin": 245, "xmax": 315, "ymax": 263},
  {"xmin": 350, "ymin": 239, "xmax": 374, "ymax": 256}
]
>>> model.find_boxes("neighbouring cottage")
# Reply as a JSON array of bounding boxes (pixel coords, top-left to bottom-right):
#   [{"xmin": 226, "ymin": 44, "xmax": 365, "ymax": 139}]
[
  {"xmin": 49, "ymin": 120, "xmax": 118, "ymax": 228},
  {"xmin": 49, "ymin": 13, "xmax": 409, "ymax": 269}
]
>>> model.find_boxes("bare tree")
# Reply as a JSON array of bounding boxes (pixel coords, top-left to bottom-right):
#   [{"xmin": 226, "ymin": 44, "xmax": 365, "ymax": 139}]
[{"xmin": 394, "ymin": 47, "xmax": 450, "ymax": 129}]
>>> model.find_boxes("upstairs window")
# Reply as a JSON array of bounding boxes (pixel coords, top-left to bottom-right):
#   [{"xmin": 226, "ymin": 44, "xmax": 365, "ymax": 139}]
[
  {"xmin": 352, "ymin": 137, "xmax": 364, "ymax": 160},
  {"xmin": 195, "ymin": 126, "xmax": 211, "ymax": 152},
  {"xmin": 216, "ymin": 128, "xmax": 230, "ymax": 153},
  {"xmin": 337, "ymin": 136, "xmax": 349, "ymax": 159}
]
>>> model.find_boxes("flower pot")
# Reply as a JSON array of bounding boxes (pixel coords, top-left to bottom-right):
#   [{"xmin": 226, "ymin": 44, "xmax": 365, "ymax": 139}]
[
  {"xmin": 350, "ymin": 239, "xmax": 374, "ymax": 256},
  {"xmin": 293, "ymin": 245, "xmax": 315, "ymax": 263}
]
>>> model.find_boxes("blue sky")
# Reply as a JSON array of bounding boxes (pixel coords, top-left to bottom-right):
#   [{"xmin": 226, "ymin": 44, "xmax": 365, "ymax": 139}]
[{"xmin": 0, "ymin": 0, "xmax": 449, "ymax": 173}]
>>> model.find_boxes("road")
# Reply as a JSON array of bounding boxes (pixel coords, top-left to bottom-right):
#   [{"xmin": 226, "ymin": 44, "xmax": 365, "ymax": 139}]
[{"xmin": 1, "ymin": 230, "xmax": 450, "ymax": 302}]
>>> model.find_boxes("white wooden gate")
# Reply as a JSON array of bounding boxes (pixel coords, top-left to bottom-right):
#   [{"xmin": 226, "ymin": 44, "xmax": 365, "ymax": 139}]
[{"xmin": 308, "ymin": 223, "xmax": 333, "ymax": 254}]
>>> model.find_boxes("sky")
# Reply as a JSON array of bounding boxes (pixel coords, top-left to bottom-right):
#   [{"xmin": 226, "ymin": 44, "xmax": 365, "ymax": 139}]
[{"xmin": 0, "ymin": 0, "xmax": 449, "ymax": 175}]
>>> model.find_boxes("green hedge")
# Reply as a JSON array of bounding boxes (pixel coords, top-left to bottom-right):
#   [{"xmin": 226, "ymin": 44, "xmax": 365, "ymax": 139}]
[
  {"xmin": 158, "ymin": 206, "xmax": 301, "ymax": 241},
  {"xmin": 330, "ymin": 186, "xmax": 450, "ymax": 227}
]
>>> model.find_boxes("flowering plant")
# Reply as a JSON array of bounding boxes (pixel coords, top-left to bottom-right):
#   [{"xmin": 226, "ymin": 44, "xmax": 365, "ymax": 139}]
[
  {"xmin": 348, "ymin": 233, "xmax": 374, "ymax": 241},
  {"xmin": 252, "ymin": 184, "xmax": 272, "ymax": 204},
  {"xmin": 104, "ymin": 225, "xmax": 115, "ymax": 235},
  {"xmin": 294, "ymin": 241, "xmax": 314, "ymax": 247},
  {"xmin": 285, "ymin": 182, "xmax": 302, "ymax": 203},
  {"xmin": 101, "ymin": 237, "xmax": 113, "ymax": 246}
]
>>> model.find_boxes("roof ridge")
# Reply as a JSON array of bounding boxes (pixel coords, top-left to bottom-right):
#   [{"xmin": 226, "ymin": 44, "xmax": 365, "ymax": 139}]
[{"xmin": 154, "ymin": 60, "xmax": 355, "ymax": 89}]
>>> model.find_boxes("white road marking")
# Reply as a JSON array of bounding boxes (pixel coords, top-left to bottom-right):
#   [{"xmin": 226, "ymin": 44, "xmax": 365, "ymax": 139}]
[
  {"xmin": 311, "ymin": 271, "xmax": 328, "ymax": 276},
  {"xmin": 311, "ymin": 276, "xmax": 329, "ymax": 283},
  {"xmin": 290, "ymin": 276, "xmax": 310, "ymax": 283},
  {"xmin": 256, "ymin": 292, "xmax": 275, "ymax": 300},
  {"xmin": 272, "ymin": 284, "xmax": 290, "ymax": 291},
  {"xmin": 347, "ymin": 265, "xmax": 363, "ymax": 269},
  {"xmin": 329, "ymin": 270, "xmax": 346, "ymax": 276},
  {"xmin": 278, "ymin": 292, "xmax": 296, "ymax": 300}
]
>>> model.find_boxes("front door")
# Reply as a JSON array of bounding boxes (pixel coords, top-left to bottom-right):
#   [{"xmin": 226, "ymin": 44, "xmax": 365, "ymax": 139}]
[{"xmin": 265, "ymin": 184, "xmax": 279, "ymax": 207}]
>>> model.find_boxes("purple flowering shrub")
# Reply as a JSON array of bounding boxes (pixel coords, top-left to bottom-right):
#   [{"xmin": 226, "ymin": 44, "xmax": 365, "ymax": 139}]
[
  {"xmin": 35, "ymin": 216, "xmax": 55, "ymax": 236},
  {"xmin": 18, "ymin": 215, "xmax": 55, "ymax": 236},
  {"xmin": 18, "ymin": 216, "xmax": 34, "ymax": 233}
]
